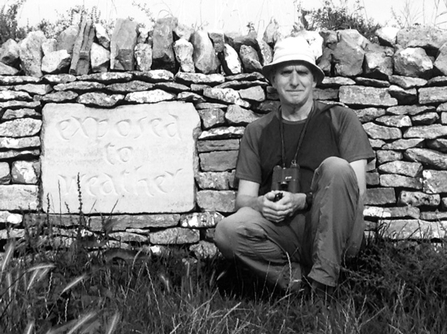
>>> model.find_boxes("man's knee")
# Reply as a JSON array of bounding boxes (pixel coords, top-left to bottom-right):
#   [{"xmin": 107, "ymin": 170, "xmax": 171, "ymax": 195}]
[{"xmin": 315, "ymin": 157, "xmax": 355, "ymax": 184}]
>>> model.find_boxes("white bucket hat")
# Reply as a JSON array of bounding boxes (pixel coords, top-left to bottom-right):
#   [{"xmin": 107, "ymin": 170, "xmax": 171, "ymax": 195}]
[{"xmin": 262, "ymin": 36, "xmax": 325, "ymax": 84}]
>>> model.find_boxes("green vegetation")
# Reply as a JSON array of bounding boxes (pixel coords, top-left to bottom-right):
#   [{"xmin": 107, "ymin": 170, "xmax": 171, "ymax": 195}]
[{"xmin": 0, "ymin": 0, "xmax": 28, "ymax": 44}]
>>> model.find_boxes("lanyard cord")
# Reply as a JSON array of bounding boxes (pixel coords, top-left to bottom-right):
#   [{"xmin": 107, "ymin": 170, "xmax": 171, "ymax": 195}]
[{"xmin": 279, "ymin": 104, "xmax": 315, "ymax": 168}]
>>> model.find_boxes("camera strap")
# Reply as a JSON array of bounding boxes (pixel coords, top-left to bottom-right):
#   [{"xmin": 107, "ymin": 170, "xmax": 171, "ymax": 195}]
[{"xmin": 279, "ymin": 104, "xmax": 315, "ymax": 168}]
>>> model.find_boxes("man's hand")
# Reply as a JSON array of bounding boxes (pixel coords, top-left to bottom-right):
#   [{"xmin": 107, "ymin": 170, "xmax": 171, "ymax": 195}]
[{"xmin": 260, "ymin": 191, "xmax": 307, "ymax": 223}]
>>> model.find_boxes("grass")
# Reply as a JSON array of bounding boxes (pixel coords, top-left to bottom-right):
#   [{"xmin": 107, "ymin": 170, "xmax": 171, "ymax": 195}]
[{"xmin": 1, "ymin": 215, "xmax": 447, "ymax": 334}]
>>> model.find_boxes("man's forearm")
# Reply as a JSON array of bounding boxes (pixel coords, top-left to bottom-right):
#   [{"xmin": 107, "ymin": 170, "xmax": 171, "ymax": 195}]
[{"xmin": 235, "ymin": 194, "xmax": 262, "ymax": 211}]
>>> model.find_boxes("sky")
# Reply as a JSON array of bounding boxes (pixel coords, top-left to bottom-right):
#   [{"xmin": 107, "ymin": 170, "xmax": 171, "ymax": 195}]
[{"xmin": 1, "ymin": 0, "xmax": 446, "ymax": 34}]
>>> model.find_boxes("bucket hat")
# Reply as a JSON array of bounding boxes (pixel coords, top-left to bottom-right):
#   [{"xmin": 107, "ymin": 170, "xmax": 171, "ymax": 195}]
[{"xmin": 262, "ymin": 36, "xmax": 324, "ymax": 85}]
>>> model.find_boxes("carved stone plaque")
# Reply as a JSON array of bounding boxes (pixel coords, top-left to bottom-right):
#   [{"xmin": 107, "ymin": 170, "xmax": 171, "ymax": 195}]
[{"xmin": 41, "ymin": 102, "xmax": 200, "ymax": 214}]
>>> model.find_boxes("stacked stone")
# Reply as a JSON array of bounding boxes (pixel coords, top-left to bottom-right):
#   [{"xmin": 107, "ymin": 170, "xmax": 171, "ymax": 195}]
[{"xmin": 0, "ymin": 19, "xmax": 447, "ymax": 257}]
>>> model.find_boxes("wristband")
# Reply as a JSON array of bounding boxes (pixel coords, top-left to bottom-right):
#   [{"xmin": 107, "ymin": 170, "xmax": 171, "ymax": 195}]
[{"xmin": 305, "ymin": 191, "xmax": 313, "ymax": 209}]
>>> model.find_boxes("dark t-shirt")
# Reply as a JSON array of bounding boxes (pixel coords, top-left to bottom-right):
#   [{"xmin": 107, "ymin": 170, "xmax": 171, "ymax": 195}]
[{"xmin": 236, "ymin": 101, "xmax": 375, "ymax": 195}]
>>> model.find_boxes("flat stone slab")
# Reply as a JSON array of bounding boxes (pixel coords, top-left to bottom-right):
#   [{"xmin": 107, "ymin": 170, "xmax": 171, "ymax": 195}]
[{"xmin": 41, "ymin": 102, "xmax": 200, "ymax": 214}]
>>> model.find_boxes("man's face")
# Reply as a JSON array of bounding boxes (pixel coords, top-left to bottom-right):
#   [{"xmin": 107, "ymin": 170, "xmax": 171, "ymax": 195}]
[{"xmin": 271, "ymin": 61, "xmax": 316, "ymax": 109}]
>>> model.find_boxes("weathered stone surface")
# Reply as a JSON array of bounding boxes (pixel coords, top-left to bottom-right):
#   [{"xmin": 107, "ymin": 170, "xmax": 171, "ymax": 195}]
[
  {"xmin": 125, "ymin": 90, "xmax": 175, "ymax": 103},
  {"xmin": 399, "ymin": 191, "xmax": 441, "ymax": 207},
  {"xmin": 134, "ymin": 43, "xmax": 152, "ymax": 71},
  {"xmin": 154, "ymin": 82, "xmax": 190, "ymax": 93},
  {"xmin": 387, "ymin": 105, "xmax": 434, "ymax": 116},
  {"xmin": 0, "ymin": 136, "xmax": 40, "ymax": 149},
  {"xmin": 434, "ymin": 42, "xmax": 447, "ymax": 75},
  {"xmin": 376, "ymin": 27, "xmax": 399, "ymax": 47},
  {"xmin": 217, "ymin": 80, "xmax": 267, "ymax": 90},
  {"xmin": 0, "ymin": 39, "xmax": 20, "ymax": 66},
  {"xmin": 388, "ymin": 85, "xmax": 417, "ymax": 104},
  {"xmin": 428, "ymin": 76, "xmax": 447, "ymax": 86},
  {"xmin": 380, "ymin": 219, "xmax": 447, "ymax": 239},
  {"xmin": 106, "ymin": 81, "xmax": 153, "ymax": 93},
  {"xmin": 394, "ymin": 47, "xmax": 433, "ymax": 79},
  {"xmin": 56, "ymin": 25, "xmax": 78, "ymax": 54},
  {"xmin": 41, "ymin": 38, "xmax": 55, "ymax": 56},
  {"xmin": 94, "ymin": 23, "xmax": 110, "ymax": 49},
  {"xmin": 421, "ymin": 211, "xmax": 447, "ymax": 221},
  {"xmin": 263, "ymin": 18, "xmax": 281, "ymax": 45},
  {"xmin": 0, "ymin": 76, "xmax": 40, "ymax": 85},
  {"xmin": 0, "ymin": 162, "xmax": 10, "ymax": 184},
  {"xmin": 197, "ymin": 139, "xmax": 240, "ymax": 152},
  {"xmin": 364, "ymin": 206, "xmax": 420, "ymax": 219},
  {"xmin": 221, "ymin": 44, "xmax": 242, "ymax": 75},
  {"xmin": 404, "ymin": 124, "xmax": 447, "ymax": 139},
  {"xmin": 41, "ymin": 50, "xmax": 71, "ymax": 74},
  {"xmin": 368, "ymin": 139, "xmax": 384, "ymax": 149},
  {"xmin": 152, "ymin": 17, "xmax": 176, "ymax": 71},
  {"xmin": 0, "ymin": 185, "xmax": 39, "ymax": 210},
  {"xmin": 0, "ymin": 62, "xmax": 19, "ymax": 75},
  {"xmin": 149, "ymin": 227, "xmax": 199, "ymax": 245},
  {"xmin": 110, "ymin": 18, "xmax": 138, "ymax": 71},
  {"xmin": 0, "ymin": 229, "xmax": 24, "ymax": 239},
  {"xmin": 331, "ymin": 30, "xmax": 368, "ymax": 76},
  {"xmin": 173, "ymin": 38, "xmax": 194, "ymax": 73},
  {"xmin": 199, "ymin": 151, "xmax": 238, "ymax": 172},
  {"xmin": 238, "ymin": 86, "xmax": 265, "ymax": 102},
  {"xmin": 90, "ymin": 42, "xmax": 110, "ymax": 73},
  {"xmin": 195, "ymin": 102, "xmax": 228, "ymax": 110},
  {"xmin": 0, "ymin": 211, "xmax": 22, "ymax": 224},
  {"xmin": 196, "ymin": 190, "xmax": 236, "ymax": 212},
  {"xmin": 378, "ymin": 161, "xmax": 423, "ymax": 177},
  {"xmin": 190, "ymin": 241, "xmax": 218, "ymax": 258},
  {"xmin": 191, "ymin": 30, "xmax": 220, "ymax": 74},
  {"xmin": 365, "ymin": 187, "xmax": 396, "ymax": 205},
  {"xmin": 389, "ymin": 75, "xmax": 427, "ymax": 89},
  {"xmin": 405, "ymin": 148, "xmax": 447, "ymax": 169},
  {"xmin": 0, "ymin": 118, "xmax": 42, "ymax": 137},
  {"xmin": 199, "ymin": 127, "xmax": 245, "ymax": 140},
  {"xmin": 177, "ymin": 92, "xmax": 205, "ymax": 103},
  {"xmin": 180, "ymin": 211, "xmax": 224, "ymax": 228},
  {"xmin": 423, "ymin": 170, "xmax": 447, "ymax": 194},
  {"xmin": 208, "ymin": 30, "xmax": 225, "ymax": 53},
  {"xmin": 396, "ymin": 26, "xmax": 447, "ymax": 51},
  {"xmin": 195, "ymin": 171, "xmax": 236, "ymax": 190},
  {"xmin": 379, "ymin": 174, "xmax": 422, "ymax": 189},
  {"xmin": 203, "ymin": 88, "xmax": 250, "ymax": 108},
  {"xmin": 225, "ymin": 104, "xmax": 260, "ymax": 125},
  {"xmin": 382, "ymin": 138, "xmax": 424, "ymax": 150},
  {"xmin": 355, "ymin": 77, "xmax": 390, "ymax": 88},
  {"xmin": 54, "ymin": 81, "xmax": 106, "ymax": 92},
  {"xmin": 70, "ymin": 17, "xmax": 95, "ymax": 75},
  {"xmin": 225, "ymin": 72, "xmax": 265, "ymax": 82},
  {"xmin": 339, "ymin": 86, "xmax": 397, "ymax": 106},
  {"xmin": 419, "ymin": 87, "xmax": 447, "ymax": 104},
  {"xmin": 11, "ymin": 160, "xmax": 39, "ymax": 184},
  {"xmin": 364, "ymin": 44, "xmax": 394, "ymax": 78},
  {"xmin": 239, "ymin": 45, "xmax": 262, "ymax": 72},
  {"xmin": 0, "ymin": 101, "xmax": 40, "ymax": 110},
  {"xmin": 109, "ymin": 232, "xmax": 147, "ymax": 243},
  {"xmin": 354, "ymin": 108, "xmax": 386, "ymax": 123},
  {"xmin": 175, "ymin": 72, "xmax": 224, "ymax": 85},
  {"xmin": 77, "ymin": 92, "xmax": 124, "ymax": 107},
  {"xmin": 19, "ymin": 31, "xmax": 46, "ymax": 77},
  {"xmin": 14, "ymin": 84, "xmax": 52, "ymax": 95},
  {"xmin": 363, "ymin": 122, "xmax": 402, "ymax": 140},
  {"xmin": 319, "ymin": 77, "xmax": 356, "ymax": 88},
  {"xmin": 411, "ymin": 112, "xmax": 439, "ymax": 125},
  {"xmin": 197, "ymin": 108, "xmax": 225, "ymax": 129},
  {"xmin": 39, "ymin": 91, "xmax": 79, "ymax": 103},
  {"xmin": 375, "ymin": 115, "xmax": 412, "ymax": 128},
  {"xmin": 133, "ymin": 69, "xmax": 174, "ymax": 83},
  {"xmin": 173, "ymin": 22, "xmax": 192, "ymax": 41},
  {"xmin": 0, "ymin": 91, "xmax": 32, "ymax": 101},
  {"xmin": 41, "ymin": 102, "xmax": 200, "ymax": 214},
  {"xmin": 256, "ymin": 38, "xmax": 273, "ymax": 66},
  {"xmin": 43, "ymin": 74, "xmax": 76, "ymax": 84},
  {"xmin": 427, "ymin": 138, "xmax": 447, "ymax": 153},
  {"xmin": 0, "ymin": 149, "xmax": 39, "ymax": 160}
]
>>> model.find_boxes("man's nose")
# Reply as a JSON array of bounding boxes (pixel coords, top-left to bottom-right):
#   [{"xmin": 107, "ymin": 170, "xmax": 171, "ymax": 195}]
[{"xmin": 290, "ymin": 71, "xmax": 299, "ymax": 86}]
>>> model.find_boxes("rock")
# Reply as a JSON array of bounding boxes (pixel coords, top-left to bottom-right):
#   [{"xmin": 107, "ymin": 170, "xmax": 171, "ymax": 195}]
[
  {"xmin": 263, "ymin": 18, "xmax": 281, "ymax": 45},
  {"xmin": 39, "ymin": 91, "xmax": 79, "ymax": 103},
  {"xmin": 376, "ymin": 27, "xmax": 399, "ymax": 47},
  {"xmin": 393, "ymin": 47, "xmax": 433, "ymax": 79},
  {"xmin": 77, "ymin": 92, "xmax": 124, "ymax": 107},
  {"xmin": 203, "ymin": 87, "xmax": 250, "ymax": 107},
  {"xmin": 195, "ymin": 102, "xmax": 228, "ymax": 110},
  {"xmin": 70, "ymin": 17, "xmax": 96, "ymax": 75},
  {"xmin": 199, "ymin": 151, "xmax": 238, "ymax": 172},
  {"xmin": 217, "ymin": 80, "xmax": 267, "ymax": 90},
  {"xmin": 254, "ymin": 100, "xmax": 281, "ymax": 114},
  {"xmin": 363, "ymin": 43, "xmax": 394, "ymax": 78},
  {"xmin": 152, "ymin": 17, "xmax": 177, "ymax": 71},
  {"xmin": 354, "ymin": 107, "xmax": 386, "ymax": 123},
  {"xmin": 106, "ymin": 81, "xmax": 154, "ymax": 93},
  {"xmin": 42, "ymin": 74, "xmax": 76, "ymax": 84},
  {"xmin": 238, "ymin": 86, "xmax": 265, "ymax": 102},
  {"xmin": 110, "ymin": 18, "xmax": 138, "ymax": 71},
  {"xmin": 368, "ymin": 139, "xmax": 385, "ymax": 149},
  {"xmin": 380, "ymin": 219, "xmax": 445, "ymax": 239},
  {"xmin": 379, "ymin": 174, "xmax": 422, "ymax": 189},
  {"xmin": 133, "ymin": 69, "xmax": 174, "ymax": 82},
  {"xmin": 388, "ymin": 85, "xmax": 418, "ymax": 104},
  {"xmin": 389, "ymin": 75, "xmax": 427, "ymax": 89},
  {"xmin": 0, "ymin": 39, "xmax": 20, "ymax": 66},
  {"xmin": 197, "ymin": 108, "xmax": 225, "ymax": 129},
  {"xmin": 339, "ymin": 86, "xmax": 397, "ymax": 106},
  {"xmin": 0, "ymin": 163, "xmax": 10, "ymax": 184},
  {"xmin": 149, "ymin": 227, "xmax": 200, "ymax": 245},
  {"xmin": 419, "ymin": 87, "xmax": 447, "ymax": 104},
  {"xmin": 225, "ymin": 31, "xmax": 257, "ymax": 52},
  {"xmin": 0, "ymin": 149, "xmax": 39, "ymax": 160},
  {"xmin": 0, "ymin": 211, "xmax": 22, "ymax": 224},
  {"xmin": 94, "ymin": 23, "xmax": 110, "ymax": 49},
  {"xmin": 196, "ymin": 190, "xmax": 236, "ymax": 212},
  {"xmin": 134, "ymin": 43, "xmax": 152, "ymax": 71},
  {"xmin": 0, "ymin": 185, "xmax": 39, "ymax": 210},
  {"xmin": 428, "ymin": 76, "xmax": 447, "ymax": 86},
  {"xmin": 411, "ymin": 112, "xmax": 439, "ymax": 125},
  {"xmin": 403, "ymin": 124, "xmax": 447, "ymax": 139},
  {"xmin": 54, "ymin": 81, "xmax": 105, "ymax": 92},
  {"xmin": 208, "ymin": 30, "xmax": 225, "ymax": 53},
  {"xmin": 0, "ymin": 91, "xmax": 32, "ymax": 101},
  {"xmin": 14, "ymin": 84, "xmax": 52, "ymax": 95},
  {"xmin": 173, "ymin": 22, "xmax": 193, "ymax": 41},
  {"xmin": 137, "ymin": 26, "xmax": 150, "ymax": 44},
  {"xmin": 177, "ymin": 92, "xmax": 205, "ymax": 102},
  {"xmin": 320, "ymin": 77, "xmax": 356, "ymax": 87},
  {"xmin": 0, "ymin": 101, "xmax": 40, "ymax": 109},
  {"xmin": 362, "ymin": 122, "xmax": 402, "ymax": 140},
  {"xmin": 423, "ymin": 170, "xmax": 447, "ymax": 194},
  {"xmin": 331, "ymin": 29, "xmax": 368, "ymax": 76},
  {"xmin": 427, "ymin": 138, "xmax": 447, "ymax": 152},
  {"xmin": 173, "ymin": 39, "xmax": 194, "ymax": 73},
  {"xmin": 378, "ymin": 161, "xmax": 423, "ymax": 177},
  {"xmin": 239, "ymin": 45, "xmax": 262, "ymax": 72},
  {"xmin": 190, "ymin": 241, "xmax": 218, "ymax": 258},
  {"xmin": 0, "ymin": 76, "xmax": 40, "ymax": 85},
  {"xmin": 376, "ymin": 150, "xmax": 403, "ymax": 164},
  {"xmin": 190, "ymin": 30, "xmax": 220, "ymax": 74},
  {"xmin": 125, "ymin": 89, "xmax": 175, "ymax": 103},
  {"xmin": 382, "ymin": 138, "xmax": 424, "ymax": 150},
  {"xmin": 175, "ymin": 72, "xmax": 224, "ymax": 85},
  {"xmin": 421, "ymin": 211, "xmax": 447, "ymax": 221},
  {"xmin": 91, "ymin": 214, "xmax": 180, "ymax": 231},
  {"xmin": 434, "ymin": 42, "xmax": 447, "ymax": 75},
  {"xmin": 0, "ymin": 136, "xmax": 40, "ymax": 149},
  {"xmin": 355, "ymin": 77, "xmax": 390, "ymax": 88},
  {"xmin": 79, "ymin": 72, "xmax": 133, "ymax": 83},
  {"xmin": 154, "ymin": 82, "xmax": 189, "ymax": 93},
  {"xmin": 198, "ymin": 126, "xmax": 245, "ymax": 140},
  {"xmin": 41, "ymin": 49, "xmax": 71, "ymax": 74},
  {"xmin": 404, "ymin": 148, "xmax": 447, "ymax": 169},
  {"xmin": 197, "ymin": 139, "xmax": 240, "ymax": 152},
  {"xmin": 11, "ymin": 160, "xmax": 39, "ymax": 184},
  {"xmin": 1, "ymin": 108, "xmax": 40, "ymax": 120},
  {"xmin": 399, "ymin": 191, "xmax": 440, "ymax": 207},
  {"xmin": 396, "ymin": 26, "xmax": 447, "ymax": 53},
  {"xmin": 180, "ymin": 212, "xmax": 224, "ymax": 228},
  {"xmin": 0, "ymin": 118, "xmax": 42, "ymax": 137},
  {"xmin": 365, "ymin": 187, "xmax": 396, "ymax": 205},
  {"xmin": 90, "ymin": 42, "xmax": 110, "ymax": 73},
  {"xmin": 387, "ymin": 105, "xmax": 434, "ymax": 116},
  {"xmin": 364, "ymin": 206, "xmax": 420, "ymax": 219},
  {"xmin": 221, "ymin": 44, "xmax": 242, "ymax": 75},
  {"xmin": 375, "ymin": 114, "xmax": 412, "ymax": 128},
  {"xmin": 0, "ymin": 62, "xmax": 19, "ymax": 75},
  {"xmin": 19, "ymin": 30, "xmax": 46, "ymax": 77},
  {"xmin": 195, "ymin": 171, "xmax": 236, "ymax": 190},
  {"xmin": 56, "ymin": 25, "xmax": 78, "ymax": 54},
  {"xmin": 41, "ymin": 38, "xmax": 56, "ymax": 56},
  {"xmin": 225, "ymin": 104, "xmax": 261, "ymax": 125}
]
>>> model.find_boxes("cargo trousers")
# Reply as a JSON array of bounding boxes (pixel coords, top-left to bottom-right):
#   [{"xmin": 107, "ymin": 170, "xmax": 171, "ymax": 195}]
[{"xmin": 214, "ymin": 156, "xmax": 365, "ymax": 290}]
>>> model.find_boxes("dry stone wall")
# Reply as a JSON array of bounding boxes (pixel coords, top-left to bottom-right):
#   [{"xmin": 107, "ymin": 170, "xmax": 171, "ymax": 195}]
[{"xmin": 0, "ymin": 18, "xmax": 447, "ymax": 256}]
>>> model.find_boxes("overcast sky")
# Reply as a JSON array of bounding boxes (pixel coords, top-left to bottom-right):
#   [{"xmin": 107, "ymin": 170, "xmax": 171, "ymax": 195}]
[{"xmin": 1, "ymin": 0, "xmax": 446, "ymax": 34}]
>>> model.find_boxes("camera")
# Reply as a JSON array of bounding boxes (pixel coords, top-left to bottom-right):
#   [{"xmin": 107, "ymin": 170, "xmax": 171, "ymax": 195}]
[{"xmin": 271, "ymin": 165, "xmax": 300, "ymax": 193}]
